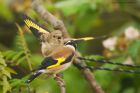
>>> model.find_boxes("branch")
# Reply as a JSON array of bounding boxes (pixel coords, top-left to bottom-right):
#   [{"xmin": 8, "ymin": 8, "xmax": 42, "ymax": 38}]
[
  {"xmin": 31, "ymin": 0, "xmax": 105, "ymax": 93},
  {"xmin": 77, "ymin": 57, "xmax": 140, "ymax": 68},
  {"xmin": 74, "ymin": 53, "xmax": 105, "ymax": 93},
  {"xmin": 31, "ymin": 0, "xmax": 69, "ymax": 38},
  {"xmin": 54, "ymin": 74, "xmax": 65, "ymax": 93}
]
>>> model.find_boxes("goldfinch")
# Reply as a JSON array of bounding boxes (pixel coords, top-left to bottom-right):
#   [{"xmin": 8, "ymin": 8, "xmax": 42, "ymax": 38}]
[
  {"xmin": 25, "ymin": 37, "xmax": 95, "ymax": 83},
  {"xmin": 23, "ymin": 15, "xmax": 101, "ymax": 83},
  {"xmin": 25, "ymin": 40, "xmax": 77, "ymax": 83}
]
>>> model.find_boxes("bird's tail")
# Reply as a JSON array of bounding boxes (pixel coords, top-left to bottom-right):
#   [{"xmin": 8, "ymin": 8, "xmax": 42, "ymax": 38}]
[
  {"xmin": 22, "ymin": 14, "xmax": 50, "ymax": 39},
  {"xmin": 25, "ymin": 71, "xmax": 42, "ymax": 83}
]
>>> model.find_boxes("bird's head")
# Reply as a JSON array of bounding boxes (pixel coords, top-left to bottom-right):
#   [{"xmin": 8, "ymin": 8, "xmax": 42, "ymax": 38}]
[{"xmin": 65, "ymin": 40, "xmax": 77, "ymax": 49}]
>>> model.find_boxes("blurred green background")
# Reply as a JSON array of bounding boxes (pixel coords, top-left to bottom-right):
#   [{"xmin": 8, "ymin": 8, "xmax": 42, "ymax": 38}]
[{"xmin": 0, "ymin": 0, "xmax": 140, "ymax": 93}]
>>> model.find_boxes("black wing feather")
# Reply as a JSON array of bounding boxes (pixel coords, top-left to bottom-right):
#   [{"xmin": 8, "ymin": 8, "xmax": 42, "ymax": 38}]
[
  {"xmin": 22, "ymin": 14, "xmax": 50, "ymax": 38},
  {"xmin": 22, "ymin": 14, "xmax": 49, "ymax": 31},
  {"xmin": 36, "ymin": 57, "xmax": 58, "ymax": 70},
  {"xmin": 61, "ymin": 52, "xmax": 74, "ymax": 65}
]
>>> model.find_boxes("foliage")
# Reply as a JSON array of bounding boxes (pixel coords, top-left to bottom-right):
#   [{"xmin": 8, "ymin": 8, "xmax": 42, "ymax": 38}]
[
  {"xmin": 0, "ymin": 0, "xmax": 140, "ymax": 93},
  {"xmin": 15, "ymin": 24, "xmax": 32, "ymax": 70},
  {"xmin": 0, "ymin": 0, "xmax": 13, "ymax": 21},
  {"xmin": 0, "ymin": 51, "xmax": 15, "ymax": 93},
  {"xmin": 0, "ymin": 24, "xmax": 34, "ymax": 93}
]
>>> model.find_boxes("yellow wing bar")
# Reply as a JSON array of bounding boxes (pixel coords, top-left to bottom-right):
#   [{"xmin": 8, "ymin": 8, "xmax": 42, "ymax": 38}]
[
  {"xmin": 47, "ymin": 57, "xmax": 65, "ymax": 69},
  {"xmin": 24, "ymin": 19, "xmax": 48, "ymax": 34}
]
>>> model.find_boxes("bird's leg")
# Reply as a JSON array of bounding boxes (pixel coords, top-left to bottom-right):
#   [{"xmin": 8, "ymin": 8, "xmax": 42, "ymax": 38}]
[
  {"xmin": 53, "ymin": 74, "xmax": 66, "ymax": 93},
  {"xmin": 53, "ymin": 74, "xmax": 65, "ymax": 87}
]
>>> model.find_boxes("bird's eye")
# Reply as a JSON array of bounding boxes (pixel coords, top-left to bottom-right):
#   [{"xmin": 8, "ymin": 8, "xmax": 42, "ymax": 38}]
[{"xmin": 58, "ymin": 37, "xmax": 61, "ymax": 39}]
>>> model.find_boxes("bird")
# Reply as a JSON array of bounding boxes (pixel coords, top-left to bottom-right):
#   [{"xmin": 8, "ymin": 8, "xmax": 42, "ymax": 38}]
[
  {"xmin": 25, "ymin": 40, "xmax": 77, "ymax": 83},
  {"xmin": 25, "ymin": 36, "xmax": 95, "ymax": 84},
  {"xmin": 23, "ymin": 15, "xmax": 103, "ymax": 83}
]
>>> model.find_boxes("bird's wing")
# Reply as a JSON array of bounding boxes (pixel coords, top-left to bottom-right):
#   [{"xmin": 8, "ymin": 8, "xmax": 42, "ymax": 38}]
[
  {"xmin": 37, "ymin": 52, "xmax": 74, "ymax": 70},
  {"xmin": 40, "ymin": 57, "xmax": 58, "ymax": 69},
  {"xmin": 25, "ymin": 50, "xmax": 74, "ymax": 83},
  {"xmin": 22, "ymin": 14, "xmax": 50, "ymax": 39}
]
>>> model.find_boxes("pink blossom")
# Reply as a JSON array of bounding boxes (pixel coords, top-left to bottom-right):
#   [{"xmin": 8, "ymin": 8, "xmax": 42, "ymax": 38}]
[
  {"xmin": 102, "ymin": 37, "xmax": 117, "ymax": 51},
  {"xmin": 124, "ymin": 26, "xmax": 140, "ymax": 40}
]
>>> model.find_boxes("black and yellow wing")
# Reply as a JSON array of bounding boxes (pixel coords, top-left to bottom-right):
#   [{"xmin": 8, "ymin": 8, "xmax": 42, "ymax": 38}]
[
  {"xmin": 39, "ymin": 52, "xmax": 74, "ymax": 70},
  {"xmin": 25, "ymin": 53, "xmax": 74, "ymax": 83},
  {"xmin": 23, "ymin": 14, "xmax": 50, "ymax": 39},
  {"xmin": 25, "ymin": 57, "xmax": 57, "ymax": 83}
]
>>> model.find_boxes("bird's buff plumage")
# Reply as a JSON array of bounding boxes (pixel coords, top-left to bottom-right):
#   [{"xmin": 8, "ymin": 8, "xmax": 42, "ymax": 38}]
[
  {"xmin": 25, "ymin": 40, "xmax": 76, "ymax": 83},
  {"xmin": 23, "ymin": 14, "xmax": 100, "ymax": 84}
]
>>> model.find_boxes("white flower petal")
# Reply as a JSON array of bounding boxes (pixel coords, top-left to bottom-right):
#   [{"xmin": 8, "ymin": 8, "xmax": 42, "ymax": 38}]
[
  {"xmin": 102, "ymin": 37, "xmax": 117, "ymax": 51},
  {"xmin": 124, "ymin": 26, "xmax": 140, "ymax": 40}
]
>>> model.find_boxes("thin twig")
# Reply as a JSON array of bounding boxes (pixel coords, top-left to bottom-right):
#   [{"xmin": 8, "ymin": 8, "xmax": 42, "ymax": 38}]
[
  {"xmin": 31, "ymin": 0, "xmax": 105, "ymax": 93},
  {"xmin": 78, "ymin": 57, "xmax": 140, "ymax": 68},
  {"xmin": 54, "ymin": 74, "xmax": 66, "ymax": 93}
]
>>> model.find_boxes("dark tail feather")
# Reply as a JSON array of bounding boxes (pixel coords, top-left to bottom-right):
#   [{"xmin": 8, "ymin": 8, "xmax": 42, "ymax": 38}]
[
  {"xmin": 25, "ymin": 71, "xmax": 42, "ymax": 83},
  {"xmin": 22, "ymin": 14, "xmax": 42, "ymax": 38},
  {"xmin": 22, "ymin": 14, "xmax": 50, "ymax": 38}
]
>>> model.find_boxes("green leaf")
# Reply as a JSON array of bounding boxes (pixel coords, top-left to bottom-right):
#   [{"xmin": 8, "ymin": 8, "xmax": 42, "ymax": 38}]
[
  {"xmin": 2, "ymin": 76, "xmax": 11, "ymax": 93},
  {"xmin": 3, "ymin": 50, "xmax": 17, "ymax": 60},
  {"xmin": 0, "ymin": 59, "xmax": 6, "ymax": 66},
  {"xmin": 10, "ymin": 79, "xmax": 23, "ymax": 88},
  {"xmin": 0, "ymin": 52, "xmax": 6, "ymax": 66},
  {"xmin": 2, "ymin": 68, "xmax": 11, "ymax": 79},
  {"xmin": 5, "ymin": 67, "xmax": 17, "ymax": 74},
  {"xmin": 10, "ymin": 76, "xmax": 28, "ymax": 87},
  {"xmin": 127, "ymin": 40, "xmax": 140, "ymax": 58},
  {"xmin": 16, "ymin": 56, "xmax": 26, "ymax": 65},
  {"xmin": 12, "ymin": 51, "xmax": 24, "ymax": 62}
]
